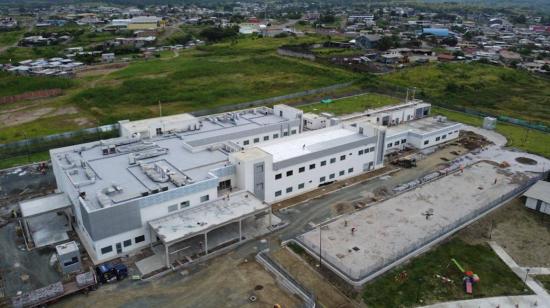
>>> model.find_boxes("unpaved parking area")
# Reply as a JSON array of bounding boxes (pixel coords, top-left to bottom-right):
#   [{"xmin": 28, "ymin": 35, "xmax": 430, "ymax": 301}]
[
  {"xmin": 54, "ymin": 250, "xmax": 301, "ymax": 308},
  {"xmin": 459, "ymin": 198, "xmax": 550, "ymax": 267},
  {"xmin": 272, "ymin": 247, "xmax": 356, "ymax": 308}
]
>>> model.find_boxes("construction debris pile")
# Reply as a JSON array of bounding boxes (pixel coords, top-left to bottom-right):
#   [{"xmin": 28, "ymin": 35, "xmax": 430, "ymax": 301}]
[
  {"xmin": 76, "ymin": 271, "xmax": 95, "ymax": 287},
  {"xmin": 393, "ymin": 157, "xmax": 469, "ymax": 193}
]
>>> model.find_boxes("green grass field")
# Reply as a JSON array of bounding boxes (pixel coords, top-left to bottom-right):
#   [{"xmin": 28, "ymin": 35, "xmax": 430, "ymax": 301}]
[
  {"xmin": 381, "ymin": 63, "xmax": 550, "ymax": 126},
  {"xmin": 432, "ymin": 107, "xmax": 550, "ymax": 158},
  {"xmin": 72, "ymin": 36, "xmax": 358, "ymax": 124},
  {"xmin": 362, "ymin": 238, "xmax": 530, "ymax": 307},
  {"xmin": 299, "ymin": 93, "xmax": 400, "ymax": 115},
  {"xmin": 0, "ymin": 29, "xmax": 25, "ymax": 48},
  {"xmin": 0, "ymin": 71, "xmax": 76, "ymax": 97}
]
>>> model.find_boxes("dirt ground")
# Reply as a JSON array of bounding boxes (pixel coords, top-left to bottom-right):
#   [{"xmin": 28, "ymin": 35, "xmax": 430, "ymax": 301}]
[
  {"xmin": 0, "ymin": 106, "xmax": 79, "ymax": 127},
  {"xmin": 54, "ymin": 250, "xmax": 302, "ymax": 308},
  {"xmin": 458, "ymin": 198, "xmax": 550, "ymax": 267},
  {"xmin": 272, "ymin": 247, "xmax": 358, "ymax": 308}
]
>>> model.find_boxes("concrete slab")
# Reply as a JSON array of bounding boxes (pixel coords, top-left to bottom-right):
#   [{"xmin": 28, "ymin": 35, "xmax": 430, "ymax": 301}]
[
  {"xmin": 27, "ymin": 212, "xmax": 70, "ymax": 248},
  {"xmin": 298, "ymin": 161, "xmax": 532, "ymax": 281},
  {"xmin": 420, "ymin": 295, "xmax": 540, "ymax": 308},
  {"xmin": 136, "ymin": 248, "xmax": 165, "ymax": 276}
]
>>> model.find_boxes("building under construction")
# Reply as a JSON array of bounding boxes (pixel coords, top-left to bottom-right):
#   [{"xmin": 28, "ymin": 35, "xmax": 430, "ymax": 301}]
[{"xmin": 19, "ymin": 101, "xmax": 461, "ymax": 266}]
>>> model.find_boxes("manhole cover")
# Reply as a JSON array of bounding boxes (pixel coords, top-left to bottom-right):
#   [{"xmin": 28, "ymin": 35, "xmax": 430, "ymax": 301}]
[
  {"xmin": 516, "ymin": 157, "xmax": 537, "ymax": 165},
  {"xmin": 254, "ymin": 285, "xmax": 264, "ymax": 291}
]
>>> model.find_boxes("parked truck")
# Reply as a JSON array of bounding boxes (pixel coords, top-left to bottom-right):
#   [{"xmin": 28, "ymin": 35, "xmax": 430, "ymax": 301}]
[{"xmin": 95, "ymin": 262, "xmax": 128, "ymax": 283}]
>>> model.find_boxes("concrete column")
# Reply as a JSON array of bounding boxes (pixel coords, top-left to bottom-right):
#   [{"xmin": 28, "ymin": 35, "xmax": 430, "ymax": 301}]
[
  {"xmin": 165, "ymin": 243, "xmax": 170, "ymax": 267},
  {"xmin": 204, "ymin": 233, "xmax": 208, "ymax": 255},
  {"xmin": 23, "ymin": 219, "xmax": 31, "ymax": 244},
  {"xmin": 268, "ymin": 208, "xmax": 272, "ymax": 228},
  {"xmin": 239, "ymin": 219, "xmax": 242, "ymax": 242}
]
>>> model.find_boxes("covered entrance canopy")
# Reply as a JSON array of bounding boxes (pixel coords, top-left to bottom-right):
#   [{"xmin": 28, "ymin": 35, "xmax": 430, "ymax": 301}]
[
  {"xmin": 148, "ymin": 191, "xmax": 271, "ymax": 268},
  {"xmin": 19, "ymin": 193, "xmax": 73, "ymax": 249}
]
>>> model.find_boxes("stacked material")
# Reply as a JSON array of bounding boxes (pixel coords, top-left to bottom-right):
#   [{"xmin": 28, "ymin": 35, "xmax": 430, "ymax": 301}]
[
  {"xmin": 76, "ymin": 271, "xmax": 95, "ymax": 288},
  {"xmin": 12, "ymin": 282, "xmax": 63, "ymax": 308}
]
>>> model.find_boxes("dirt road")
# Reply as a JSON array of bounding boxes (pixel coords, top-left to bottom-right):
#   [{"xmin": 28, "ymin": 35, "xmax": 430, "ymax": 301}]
[{"xmin": 55, "ymin": 251, "xmax": 301, "ymax": 308}]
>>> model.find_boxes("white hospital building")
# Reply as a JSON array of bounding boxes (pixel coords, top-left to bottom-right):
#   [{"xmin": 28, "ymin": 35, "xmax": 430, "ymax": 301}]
[{"xmin": 20, "ymin": 101, "xmax": 461, "ymax": 267}]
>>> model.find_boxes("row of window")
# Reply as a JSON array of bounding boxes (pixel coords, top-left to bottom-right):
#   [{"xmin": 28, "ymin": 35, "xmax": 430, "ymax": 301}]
[
  {"xmin": 101, "ymin": 235, "xmax": 145, "ymax": 255},
  {"xmin": 275, "ymin": 147, "xmax": 375, "ymax": 180},
  {"xmin": 167, "ymin": 195, "xmax": 208, "ymax": 213},
  {"xmin": 423, "ymin": 131, "xmax": 457, "ymax": 145},
  {"xmin": 387, "ymin": 139, "xmax": 407, "ymax": 149},
  {"xmin": 274, "ymin": 168, "xmax": 355, "ymax": 197},
  {"xmin": 242, "ymin": 129, "xmax": 298, "ymax": 146}
]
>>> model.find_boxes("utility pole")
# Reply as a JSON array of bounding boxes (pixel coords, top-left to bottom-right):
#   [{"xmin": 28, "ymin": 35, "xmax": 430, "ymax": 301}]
[
  {"xmin": 318, "ymin": 223, "xmax": 322, "ymax": 269},
  {"xmin": 158, "ymin": 100, "xmax": 162, "ymax": 117}
]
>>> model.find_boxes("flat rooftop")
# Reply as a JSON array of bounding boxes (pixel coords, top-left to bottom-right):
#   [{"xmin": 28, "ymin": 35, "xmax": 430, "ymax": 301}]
[
  {"xmin": 51, "ymin": 108, "xmax": 294, "ymax": 211},
  {"xmin": 299, "ymin": 162, "xmax": 531, "ymax": 280},
  {"xmin": 386, "ymin": 116, "xmax": 461, "ymax": 137},
  {"xmin": 149, "ymin": 191, "xmax": 268, "ymax": 244},
  {"xmin": 258, "ymin": 127, "xmax": 365, "ymax": 162}
]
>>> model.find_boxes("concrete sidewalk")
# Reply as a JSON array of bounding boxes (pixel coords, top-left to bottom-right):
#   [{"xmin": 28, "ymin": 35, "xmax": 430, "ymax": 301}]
[
  {"xmin": 420, "ymin": 295, "xmax": 540, "ymax": 308},
  {"xmin": 489, "ymin": 241, "xmax": 550, "ymax": 307}
]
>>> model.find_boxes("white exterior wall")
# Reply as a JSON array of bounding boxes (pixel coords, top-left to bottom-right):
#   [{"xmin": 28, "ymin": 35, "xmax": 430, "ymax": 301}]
[
  {"xmin": 90, "ymin": 186, "xmax": 217, "ymax": 261},
  {"xmin": 384, "ymin": 131, "xmax": 410, "ymax": 153},
  {"xmin": 232, "ymin": 124, "xmax": 300, "ymax": 148},
  {"xmin": 525, "ymin": 197, "xmax": 550, "ymax": 215},
  {"xmin": 263, "ymin": 144, "xmax": 377, "ymax": 203},
  {"xmin": 408, "ymin": 125, "xmax": 461, "ymax": 150}
]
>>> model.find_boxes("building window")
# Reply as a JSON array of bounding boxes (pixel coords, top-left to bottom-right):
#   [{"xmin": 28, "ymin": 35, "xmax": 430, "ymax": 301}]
[
  {"xmin": 348, "ymin": 168, "xmax": 354, "ymax": 173},
  {"xmin": 321, "ymin": 160, "xmax": 327, "ymax": 166},
  {"xmin": 359, "ymin": 150, "xmax": 364, "ymax": 155},
  {"xmin": 286, "ymin": 170, "xmax": 293, "ymax": 177},
  {"xmin": 283, "ymin": 131, "xmax": 289, "ymax": 136},
  {"xmin": 200, "ymin": 195, "xmax": 209, "ymax": 202},
  {"xmin": 243, "ymin": 140, "xmax": 249, "ymax": 145},
  {"xmin": 442, "ymin": 134, "xmax": 446, "ymax": 139},
  {"xmin": 309, "ymin": 164, "xmax": 316, "ymax": 170},
  {"xmin": 275, "ymin": 173, "xmax": 282, "ymax": 180},
  {"xmin": 299, "ymin": 166, "xmax": 305, "ymax": 173},
  {"xmin": 387, "ymin": 143, "xmax": 393, "ymax": 148},
  {"xmin": 370, "ymin": 147, "xmax": 375, "ymax": 152},
  {"xmin": 168, "ymin": 204, "xmax": 178, "ymax": 212},
  {"xmin": 436, "ymin": 136, "xmax": 440, "ymax": 141},
  {"xmin": 155, "ymin": 128, "xmax": 162, "ymax": 135},
  {"xmin": 254, "ymin": 138, "xmax": 260, "ymax": 143},
  {"xmin": 264, "ymin": 136, "xmax": 269, "ymax": 141},
  {"xmin": 401, "ymin": 139, "xmax": 406, "ymax": 144},
  {"xmin": 135, "ymin": 235, "xmax": 145, "ymax": 243},
  {"xmin": 330, "ymin": 158, "xmax": 336, "ymax": 164},
  {"xmin": 329, "ymin": 173, "xmax": 335, "ymax": 179},
  {"xmin": 424, "ymin": 140, "xmax": 429, "ymax": 145},
  {"xmin": 291, "ymin": 129, "xmax": 297, "ymax": 135},
  {"xmin": 340, "ymin": 155, "xmax": 346, "ymax": 161},
  {"xmin": 365, "ymin": 148, "xmax": 369, "ymax": 153},
  {"xmin": 123, "ymin": 239, "xmax": 132, "ymax": 247},
  {"xmin": 339, "ymin": 170, "xmax": 345, "ymax": 176},
  {"xmin": 101, "ymin": 245, "xmax": 113, "ymax": 254},
  {"xmin": 286, "ymin": 187, "xmax": 293, "ymax": 193},
  {"xmin": 320, "ymin": 176, "xmax": 326, "ymax": 182},
  {"xmin": 180, "ymin": 201, "xmax": 190, "ymax": 209},
  {"xmin": 395, "ymin": 141, "xmax": 400, "ymax": 145},
  {"xmin": 275, "ymin": 190, "xmax": 282, "ymax": 197},
  {"xmin": 273, "ymin": 133, "xmax": 279, "ymax": 139},
  {"xmin": 298, "ymin": 183, "xmax": 305, "ymax": 189}
]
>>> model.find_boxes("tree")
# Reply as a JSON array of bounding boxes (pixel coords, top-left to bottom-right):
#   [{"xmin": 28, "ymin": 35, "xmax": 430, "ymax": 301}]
[
  {"xmin": 199, "ymin": 26, "xmax": 239, "ymax": 43},
  {"xmin": 377, "ymin": 36, "xmax": 396, "ymax": 51},
  {"xmin": 320, "ymin": 12, "xmax": 335, "ymax": 24},
  {"xmin": 442, "ymin": 36, "xmax": 458, "ymax": 47}
]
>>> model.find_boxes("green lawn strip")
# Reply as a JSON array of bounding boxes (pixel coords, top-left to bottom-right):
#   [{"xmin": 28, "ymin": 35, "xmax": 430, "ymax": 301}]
[
  {"xmin": 299, "ymin": 92, "xmax": 400, "ymax": 115},
  {"xmin": 535, "ymin": 276, "xmax": 550, "ymax": 292},
  {"xmin": 0, "ymin": 29, "xmax": 25, "ymax": 47},
  {"xmin": 0, "ymin": 151, "xmax": 50, "ymax": 170},
  {"xmin": 432, "ymin": 107, "xmax": 550, "ymax": 158},
  {"xmin": 362, "ymin": 238, "xmax": 531, "ymax": 308}
]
